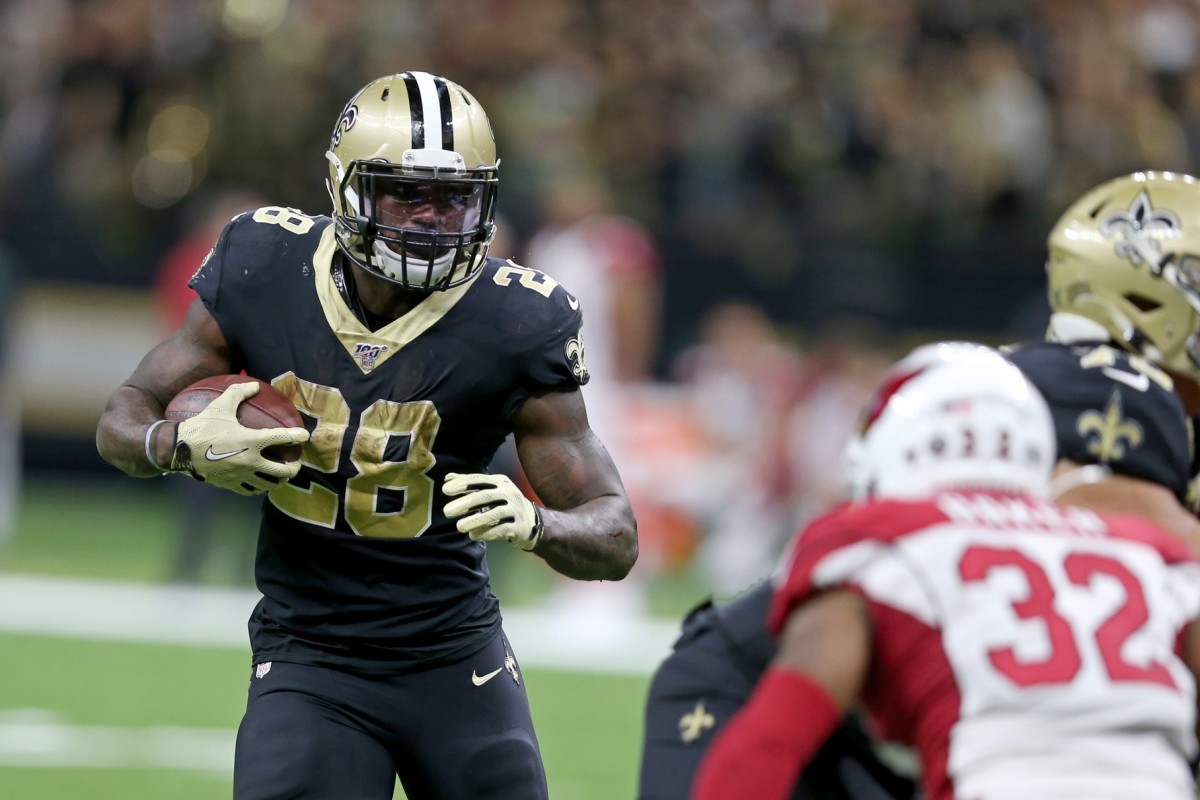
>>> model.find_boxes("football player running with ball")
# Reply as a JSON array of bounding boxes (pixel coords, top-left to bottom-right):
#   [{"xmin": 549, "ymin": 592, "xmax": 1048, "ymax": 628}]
[
  {"xmin": 694, "ymin": 347, "xmax": 1200, "ymax": 800},
  {"xmin": 96, "ymin": 72, "xmax": 637, "ymax": 800}
]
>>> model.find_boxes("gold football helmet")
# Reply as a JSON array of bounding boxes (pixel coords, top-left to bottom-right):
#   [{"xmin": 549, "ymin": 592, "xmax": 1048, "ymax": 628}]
[
  {"xmin": 1046, "ymin": 171, "xmax": 1200, "ymax": 380},
  {"xmin": 326, "ymin": 71, "xmax": 499, "ymax": 291}
]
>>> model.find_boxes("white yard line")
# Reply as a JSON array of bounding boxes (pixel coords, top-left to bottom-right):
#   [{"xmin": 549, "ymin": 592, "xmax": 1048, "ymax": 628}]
[
  {"xmin": 0, "ymin": 573, "xmax": 680, "ymax": 675},
  {"xmin": 0, "ymin": 709, "xmax": 233, "ymax": 773},
  {"xmin": 0, "ymin": 574, "xmax": 684, "ymax": 773}
]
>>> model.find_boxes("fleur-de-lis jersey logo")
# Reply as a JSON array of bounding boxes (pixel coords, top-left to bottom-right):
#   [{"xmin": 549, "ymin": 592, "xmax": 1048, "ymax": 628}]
[
  {"xmin": 504, "ymin": 649, "xmax": 520, "ymax": 685},
  {"xmin": 1099, "ymin": 190, "xmax": 1181, "ymax": 268},
  {"xmin": 565, "ymin": 335, "xmax": 588, "ymax": 382},
  {"xmin": 678, "ymin": 700, "xmax": 715, "ymax": 743},
  {"xmin": 1076, "ymin": 390, "xmax": 1144, "ymax": 462}
]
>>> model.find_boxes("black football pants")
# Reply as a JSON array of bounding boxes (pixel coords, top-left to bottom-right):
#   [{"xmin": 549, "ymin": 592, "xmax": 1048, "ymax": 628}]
[{"xmin": 233, "ymin": 630, "xmax": 546, "ymax": 800}]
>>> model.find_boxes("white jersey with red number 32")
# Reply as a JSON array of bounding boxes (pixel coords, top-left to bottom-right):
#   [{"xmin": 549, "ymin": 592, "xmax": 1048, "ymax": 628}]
[{"xmin": 771, "ymin": 491, "xmax": 1200, "ymax": 800}]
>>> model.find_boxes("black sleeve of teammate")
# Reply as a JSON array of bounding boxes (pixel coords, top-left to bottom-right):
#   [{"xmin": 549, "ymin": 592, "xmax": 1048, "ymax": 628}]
[{"xmin": 1006, "ymin": 341, "xmax": 1192, "ymax": 502}]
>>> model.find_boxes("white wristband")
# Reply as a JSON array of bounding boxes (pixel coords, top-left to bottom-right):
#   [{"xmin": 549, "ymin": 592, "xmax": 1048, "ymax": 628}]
[{"xmin": 144, "ymin": 419, "xmax": 171, "ymax": 474}]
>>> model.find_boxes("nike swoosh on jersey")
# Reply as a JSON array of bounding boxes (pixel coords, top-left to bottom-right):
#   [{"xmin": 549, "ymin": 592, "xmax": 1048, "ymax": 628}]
[
  {"xmin": 566, "ymin": 293, "xmax": 580, "ymax": 311},
  {"xmin": 1101, "ymin": 367, "xmax": 1150, "ymax": 392},
  {"xmin": 205, "ymin": 446, "xmax": 250, "ymax": 461},
  {"xmin": 471, "ymin": 667, "xmax": 504, "ymax": 686}
]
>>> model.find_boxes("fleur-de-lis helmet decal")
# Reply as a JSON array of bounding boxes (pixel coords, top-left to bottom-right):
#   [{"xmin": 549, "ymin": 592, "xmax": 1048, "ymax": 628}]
[{"xmin": 1099, "ymin": 190, "xmax": 1180, "ymax": 268}]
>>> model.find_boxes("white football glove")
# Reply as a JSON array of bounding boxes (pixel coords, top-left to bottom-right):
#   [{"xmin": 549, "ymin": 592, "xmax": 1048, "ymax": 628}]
[
  {"xmin": 442, "ymin": 472, "xmax": 544, "ymax": 551},
  {"xmin": 169, "ymin": 382, "xmax": 309, "ymax": 497}
]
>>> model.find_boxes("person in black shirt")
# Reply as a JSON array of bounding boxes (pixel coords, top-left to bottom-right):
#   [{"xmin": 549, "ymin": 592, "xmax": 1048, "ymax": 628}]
[{"xmin": 97, "ymin": 71, "xmax": 638, "ymax": 800}]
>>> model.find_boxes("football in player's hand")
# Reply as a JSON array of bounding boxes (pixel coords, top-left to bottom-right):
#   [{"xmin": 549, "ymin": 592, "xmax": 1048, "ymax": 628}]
[{"xmin": 165, "ymin": 375, "xmax": 305, "ymax": 462}]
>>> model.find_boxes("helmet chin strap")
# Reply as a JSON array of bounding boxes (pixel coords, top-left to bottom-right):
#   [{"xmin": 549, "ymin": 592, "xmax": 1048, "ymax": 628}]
[
  {"xmin": 1046, "ymin": 312, "xmax": 1111, "ymax": 345},
  {"xmin": 1046, "ymin": 311, "xmax": 1167, "ymax": 364}
]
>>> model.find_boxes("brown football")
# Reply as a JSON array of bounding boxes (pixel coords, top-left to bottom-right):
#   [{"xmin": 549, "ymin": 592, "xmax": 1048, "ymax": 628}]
[{"xmin": 165, "ymin": 374, "xmax": 304, "ymax": 462}]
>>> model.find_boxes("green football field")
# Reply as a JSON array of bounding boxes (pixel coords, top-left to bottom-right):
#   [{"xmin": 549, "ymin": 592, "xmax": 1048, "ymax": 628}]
[
  {"xmin": 0, "ymin": 633, "xmax": 649, "ymax": 799},
  {"xmin": 0, "ymin": 478, "xmax": 709, "ymax": 799}
]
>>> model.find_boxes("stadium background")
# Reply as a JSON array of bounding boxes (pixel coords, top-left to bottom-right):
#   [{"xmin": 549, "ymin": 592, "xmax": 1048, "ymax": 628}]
[{"xmin": 1, "ymin": 1, "xmax": 1198, "ymax": 797}]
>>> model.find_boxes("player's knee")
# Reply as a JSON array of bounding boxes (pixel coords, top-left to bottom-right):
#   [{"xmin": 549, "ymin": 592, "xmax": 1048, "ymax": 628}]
[
  {"xmin": 233, "ymin": 716, "xmax": 323, "ymax": 799},
  {"xmin": 459, "ymin": 729, "xmax": 547, "ymax": 799},
  {"xmin": 234, "ymin": 691, "xmax": 389, "ymax": 800}
]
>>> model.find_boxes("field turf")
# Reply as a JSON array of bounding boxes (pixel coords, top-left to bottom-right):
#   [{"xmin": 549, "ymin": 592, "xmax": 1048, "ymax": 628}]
[
  {"xmin": 0, "ymin": 478, "xmax": 713, "ymax": 799},
  {"xmin": 0, "ymin": 633, "xmax": 649, "ymax": 799}
]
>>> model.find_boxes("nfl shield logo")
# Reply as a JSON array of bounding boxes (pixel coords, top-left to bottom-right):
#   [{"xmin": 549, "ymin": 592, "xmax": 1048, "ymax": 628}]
[
  {"xmin": 255, "ymin": 662, "xmax": 272, "ymax": 679},
  {"xmin": 353, "ymin": 342, "xmax": 388, "ymax": 372}
]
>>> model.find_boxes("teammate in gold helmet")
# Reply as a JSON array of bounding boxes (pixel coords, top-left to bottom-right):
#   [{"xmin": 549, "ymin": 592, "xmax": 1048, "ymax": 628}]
[{"xmin": 1047, "ymin": 171, "xmax": 1200, "ymax": 410}]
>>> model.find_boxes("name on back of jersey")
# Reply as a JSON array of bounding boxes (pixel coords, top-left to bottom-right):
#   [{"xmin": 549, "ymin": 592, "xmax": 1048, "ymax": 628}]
[{"xmin": 937, "ymin": 493, "xmax": 1105, "ymax": 538}]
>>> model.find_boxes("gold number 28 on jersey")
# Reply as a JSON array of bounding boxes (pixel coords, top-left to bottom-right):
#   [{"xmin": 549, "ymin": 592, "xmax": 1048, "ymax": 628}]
[
  {"xmin": 266, "ymin": 372, "xmax": 440, "ymax": 538},
  {"xmin": 247, "ymin": 211, "xmax": 559, "ymax": 538}
]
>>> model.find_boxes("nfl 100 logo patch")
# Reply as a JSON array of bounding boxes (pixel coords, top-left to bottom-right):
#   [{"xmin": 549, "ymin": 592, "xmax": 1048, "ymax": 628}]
[
  {"xmin": 255, "ymin": 662, "xmax": 272, "ymax": 679},
  {"xmin": 353, "ymin": 342, "xmax": 389, "ymax": 372}
]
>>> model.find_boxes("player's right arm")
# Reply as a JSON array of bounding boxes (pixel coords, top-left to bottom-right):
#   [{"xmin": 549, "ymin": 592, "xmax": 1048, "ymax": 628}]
[
  {"xmin": 695, "ymin": 508, "xmax": 879, "ymax": 800},
  {"xmin": 98, "ymin": 297, "xmax": 306, "ymax": 494},
  {"xmin": 97, "ymin": 297, "xmax": 235, "ymax": 478},
  {"xmin": 98, "ymin": 293, "xmax": 308, "ymax": 494},
  {"xmin": 693, "ymin": 590, "xmax": 870, "ymax": 800}
]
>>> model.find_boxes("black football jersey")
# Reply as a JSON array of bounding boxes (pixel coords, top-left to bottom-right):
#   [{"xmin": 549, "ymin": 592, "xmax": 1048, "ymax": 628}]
[
  {"xmin": 190, "ymin": 206, "xmax": 589, "ymax": 672},
  {"xmin": 711, "ymin": 580, "xmax": 776, "ymax": 672},
  {"xmin": 1005, "ymin": 341, "xmax": 1192, "ymax": 503}
]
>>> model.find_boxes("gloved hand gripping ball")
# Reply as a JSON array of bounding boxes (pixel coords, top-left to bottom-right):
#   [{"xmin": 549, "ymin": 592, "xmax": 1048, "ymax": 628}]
[{"xmin": 164, "ymin": 376, "xmax": 309, "ymax": 496}]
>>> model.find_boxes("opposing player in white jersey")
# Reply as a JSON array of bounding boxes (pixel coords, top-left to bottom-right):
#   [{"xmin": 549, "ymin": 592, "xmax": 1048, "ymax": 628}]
[{"xmin": 694, "ymin": 347, "xmax": 1200, "ymax": 800}]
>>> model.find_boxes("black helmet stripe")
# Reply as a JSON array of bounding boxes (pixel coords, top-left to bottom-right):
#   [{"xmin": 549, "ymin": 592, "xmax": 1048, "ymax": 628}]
[
  {"xmin": 402, "ymin": 72, "xmax": 425, "ymax": 148},
  {"xmin": 401, "ymin": 71, "xmax": 454, "ymax": 152},
  {"xmin": 435, "ymin": 77, "xmax": 454, "ymax": 152}
]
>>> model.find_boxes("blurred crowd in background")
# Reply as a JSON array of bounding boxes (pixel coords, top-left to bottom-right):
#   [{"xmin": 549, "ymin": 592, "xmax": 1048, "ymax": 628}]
[{"xmin": 3, "ymin": 0, "xmax": 1200, "ymax": 595}]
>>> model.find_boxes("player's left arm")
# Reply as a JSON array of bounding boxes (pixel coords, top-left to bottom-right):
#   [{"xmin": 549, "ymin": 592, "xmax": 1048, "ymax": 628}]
[
  {"xmin": 693, "ymin": 589, "xmax": 871, "ymax": 800},
  {"xmin": 513, "ymin": 386, "xmax": 637, "ymax": 580}
]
